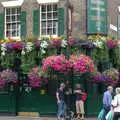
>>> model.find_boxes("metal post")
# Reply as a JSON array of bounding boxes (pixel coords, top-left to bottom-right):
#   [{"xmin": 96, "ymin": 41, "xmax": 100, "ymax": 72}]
[
  {"xmin": 117, "ymin": 6, "xmax": 120, "ymax": 39},
  {"xmin": 117, "ymin": 14, "xmax": 120, "ymax": 39},
  {"xmin": 65, "ymin": 0, "xmax": 69, "ymax": 59}
]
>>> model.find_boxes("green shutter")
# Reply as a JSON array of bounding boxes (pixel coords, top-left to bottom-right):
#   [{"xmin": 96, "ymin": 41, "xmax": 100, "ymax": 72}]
[
  {"xmin": 0, "ymin": 13, "xmax": 4, "ymax": 40},
  {"xmin": 20, "ymin": 11, "xmax": 26, "ymax": 39},
  {"xmin": 58, "ymin": 8, "xmax": 65, "ymax": 36},
  {"xmin": 33, "ymin": 10, "xmax": 40, "ymax": 37}
]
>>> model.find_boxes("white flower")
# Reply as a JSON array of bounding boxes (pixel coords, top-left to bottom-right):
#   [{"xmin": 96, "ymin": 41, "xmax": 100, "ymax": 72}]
[
  {"xmin": 100, "ymin": 37, "xmax": 106, "ymax": 41},
  {"xmin": 41, "ymin": 49, "xmax": 46, "ymax": 54},
  {"xmin": 21, "ymin": 50, "xmax": 25, "ymax": 55},
  {"xmin": 1, "ymin": 43, "xmax": 7, "ymax": 51},
  {"xmin": 25, "ymin": 42, "xmax": 33, "ymax": 52},
  {"xmin": 61, "ymin": 39, "xmax": 67, "ymax": 48},
  {"xmin": 40, "ymin": 41, "xmax": 48, "ymax": 49},
  {"xmin": 1, "ymin": 52, "xmax": 5, "ymax": 56},
  {"xmin": 93, "ymin": 40, "xmax": 103, "ymax": 49}
]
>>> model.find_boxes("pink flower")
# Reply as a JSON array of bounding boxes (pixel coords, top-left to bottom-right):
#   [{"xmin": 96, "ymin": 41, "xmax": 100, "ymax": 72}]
[
  {"xmin": 69, "ymin": 54, "xmax": 95, "ymax": 74},
  {"xmin": 43, "ymin": 55, "xmax": 72, "ymax": 74},
  {"xmin": 51, "ymin": 39, "xmax": 61, "ymax": 47},
  {"xmin": 68, "ymin": 39, "xmax": 76, "ymax": 46},
  {"xmin": 28, "ymin": 67, "xmax": 49, "ymax": 88},
  {"xmin": 107, "ymin": 40, "xmax": 117, "ymax": 48}
]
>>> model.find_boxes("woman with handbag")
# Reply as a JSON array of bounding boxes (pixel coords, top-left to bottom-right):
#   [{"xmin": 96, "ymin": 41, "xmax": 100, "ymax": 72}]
[{"xmin": 112, "ymin": 87, "xmax": 120, "ymax": 120}]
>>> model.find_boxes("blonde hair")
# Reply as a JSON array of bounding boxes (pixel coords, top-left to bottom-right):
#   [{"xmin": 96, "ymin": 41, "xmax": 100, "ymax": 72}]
[{"xmin": 116, "ymin": 88, "xmax": 120, "ymax": 94}]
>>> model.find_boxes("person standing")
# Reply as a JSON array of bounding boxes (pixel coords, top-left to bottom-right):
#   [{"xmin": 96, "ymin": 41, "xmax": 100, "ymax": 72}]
[
  {"xmin": 74, "ymin": 84, "xmax": 84, "ymax": 120},
  {"xmin": 112, "ymin": 88, "xmax": 120, "ymax": 120},
  {"xmin": 56, "ymin": 83, "xmax": 66, "ymax": 120},
  {"xmin": 103, "ymin": 86, "xmax": 113, "ymax": 120}
]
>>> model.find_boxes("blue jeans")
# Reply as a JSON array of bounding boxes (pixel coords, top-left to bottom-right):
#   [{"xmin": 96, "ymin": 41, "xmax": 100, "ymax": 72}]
[{"xmin": 57, "ymin": 100, "xmax": 66, "ymax": 118}]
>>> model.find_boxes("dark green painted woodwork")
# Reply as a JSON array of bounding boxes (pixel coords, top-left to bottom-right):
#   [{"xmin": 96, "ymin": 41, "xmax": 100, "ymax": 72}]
[
  {"xmin": 0, "ymin": 75, "xmax": 104, "ymax": 116},
  {"xmin": 87, "ymin": 0, "xmax": 108, "ymax": 34},
  {"xmin": 0, "ymin": 13, "xmax": 4, "ymax": 40},
  {"xmin": 20, "ymin": 11, "xmax": 27, "ymax": 39},
  {"xmin": 0, "ymin": 91, "xmax": 16, "ymax": 113},
  {"xmin": 58, "ymin": 8, "xmax": 65, "ymax": 36},
  {"xmin": 73, "ymin": 75, "xmax": 103, "ymax": 116},
  {"xmin": 17, "ymin": 89, "xmax": 57, "ymax": 115},
  {"xmin": 33, "ymin": 10, "xmax": 40, "ymax": 37}
]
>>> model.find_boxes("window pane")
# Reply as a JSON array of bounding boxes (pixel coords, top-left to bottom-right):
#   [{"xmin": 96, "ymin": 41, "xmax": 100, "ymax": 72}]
[
  {"xmin": 47, "ymin": 20, "xmax": 52, "ymax": 28},
  {"xmin": 6, "ymin": 8, "xmax": 10, "ymax": 15},
  {"xmin": 53, "ymin": 12, "xmax": 57, "ymax": 19},
  {"xmin": 6, "ymin": 24, "xmax": 11, "ymax": 29},
  {"xmin": 47, "ymin": 28, "xmax": 52, "ymax": 34},
  {"xmin": 12, "ymin": 8, "xmax": 16, "ymax": 14},
  {"xmin": 12, "ymin": 30, "xmax": 16, "ymax": 36},
  {"xmin": 41, "ymin": 21, "xmax": 46, "ymax": 28},
  {"xmin": 12, "ymin": 23, "xmax": 17, "ymax": 29},
  {"xmin": 47, "ymin": 13, "xmax": 52, "ymax": 19},
  {"xmin": 42, "ymin": 5, "xmax": 46, "ymax": 12},
  {"xmin": 42, "ymin": 13, "xmax": 46, "ymax": 19},
  {"xmin": 42, "ymin": 29, "xmax": 46, "ymax": 35},
  {"xmin": 53, "ymin": 21, "xmax": 57, "ymax": 27},
  {"xmin": 17, "ymin": 15, "xmax": 20, "ymax": 21},
  {"xmin": 47, "ymin": 5, "xmax": 52, "ymax": 12},
  {"xmin": 6, "ymin": 16, "xmax": 11, "ymax": 22},
  {"xmin": 53, "ymin": 5, "xmax": 57, "ymax": 11},
  {"xmin": 6, "ymin": 31, "xmax": 11, "ymax": 37},
  {"xmin": 53, "ymin": 28, "xmax": 56, "ymax": 34},
  {"xmin": 12, "ymin": 15, "xmax": 16, "ymax": 22},
  {"xmin": 17, "ymin": 8, "xmax": 20, "ymax": 14}
]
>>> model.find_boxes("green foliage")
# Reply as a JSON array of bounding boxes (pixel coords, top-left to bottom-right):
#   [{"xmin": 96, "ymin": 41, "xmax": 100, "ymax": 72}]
[
  {"xmin": 91, "ymin": 45, "xmax": 109, "ymax": 64},
  {"xmin": 26, "ymin": 36, "xmax": 37, "ymax": 42},
  {"xmin": 112, "ymin": 46, "xmax": 120, "ymax": 68}
]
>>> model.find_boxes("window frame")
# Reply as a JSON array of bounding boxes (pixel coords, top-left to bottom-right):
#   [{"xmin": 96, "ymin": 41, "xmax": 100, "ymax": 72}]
[
  {"xmin": 4, "ymin": 7, "xmax": 21, "ymax": 40},
  {"xmin": 39, "ymin": 4, "xmax": 58, "ymax": 37}
]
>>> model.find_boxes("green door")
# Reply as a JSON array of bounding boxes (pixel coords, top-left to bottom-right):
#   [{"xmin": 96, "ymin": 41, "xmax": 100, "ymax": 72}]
[
  {"xmin": 17, "ymin": 79, "xmax": 58, "ymax": 115},
  {"xmin": 0, "ymin": 86, "xmax": 16, "ymax": 115}
]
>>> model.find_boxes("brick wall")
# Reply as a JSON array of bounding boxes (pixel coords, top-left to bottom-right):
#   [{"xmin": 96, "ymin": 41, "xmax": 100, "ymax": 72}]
[
  {"xmin": 107, "ymin": 0, "xmax": 120, "ymax": 38},
  {"xmin": 21, "ymin": 0, "xmax": 39, "ymax": 37},
  {"xmin": 69, "ymin": 0, "xmax": 86, "ymax": 38}
]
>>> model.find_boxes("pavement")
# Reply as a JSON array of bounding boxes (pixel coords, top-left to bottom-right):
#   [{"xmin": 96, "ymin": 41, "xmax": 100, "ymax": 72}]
[{"xmin": 0, "ymin": 116, "xmax": 97, "ymax": 120}]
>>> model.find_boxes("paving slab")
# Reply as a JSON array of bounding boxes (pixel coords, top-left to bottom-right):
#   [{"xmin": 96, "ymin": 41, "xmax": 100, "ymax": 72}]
[{"xmin": 0, "ymin": 116, "xmax": 97, "ymax": 120}]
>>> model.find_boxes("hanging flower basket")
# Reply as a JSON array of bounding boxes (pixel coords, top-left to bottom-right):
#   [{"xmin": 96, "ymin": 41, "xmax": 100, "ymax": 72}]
[
  {"xmin": 91, "ymin": 68, "xmax": 119, "ymax": 86},
  {"xmin": 0, "ymin": 69, "xmax": 17, "ymax": 88},
  {"xmin": 69, "ymin": 54, "xmax": 95, "ymax": 74},
  {"xmin": 42, "ymin": 55, "xmax": 72, "ymax": 75},
  {"xmin": 27, "ymin": 67, "xmax": 49, "ymax": 88}
]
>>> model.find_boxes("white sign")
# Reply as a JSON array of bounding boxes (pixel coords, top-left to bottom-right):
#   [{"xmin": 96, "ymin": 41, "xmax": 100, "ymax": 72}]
[
  {"xmin": 118, "ymin": 6, "xmax": 120, "ymax": 13},
  {"xmin": 110, "ymin": 24, "xmax": 117, "ymax": 32}
]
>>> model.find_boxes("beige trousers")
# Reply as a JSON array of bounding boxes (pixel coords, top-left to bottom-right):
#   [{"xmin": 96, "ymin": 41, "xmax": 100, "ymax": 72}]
[{"xmin": 76, "ymin": 100, "xmax": 84, "ymax": 114}]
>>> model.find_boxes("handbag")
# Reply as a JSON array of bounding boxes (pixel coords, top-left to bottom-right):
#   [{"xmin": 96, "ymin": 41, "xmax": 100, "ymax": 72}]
[
  {"xmin": 97, "ymin": 109, "xmax": 105, "ymax": 120},
  {"xmin": 81, "ymin": 92, "xmax": 87, "ymax": 101}
]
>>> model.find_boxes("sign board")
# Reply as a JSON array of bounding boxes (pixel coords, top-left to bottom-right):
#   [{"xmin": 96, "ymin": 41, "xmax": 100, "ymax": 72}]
[
  {"xmin": 110, "ymin": 24, "xmax": 117, "ymax": 32},
  {"xmin": 87, "ymin": 0, "xmax": 107, "ymax": 34}
]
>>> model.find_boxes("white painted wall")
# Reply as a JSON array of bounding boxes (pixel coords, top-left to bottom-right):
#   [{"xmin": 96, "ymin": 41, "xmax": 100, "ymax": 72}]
[{"xmin": 37, "ymin": 0, "xmax": 59, "ymax": 4}]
